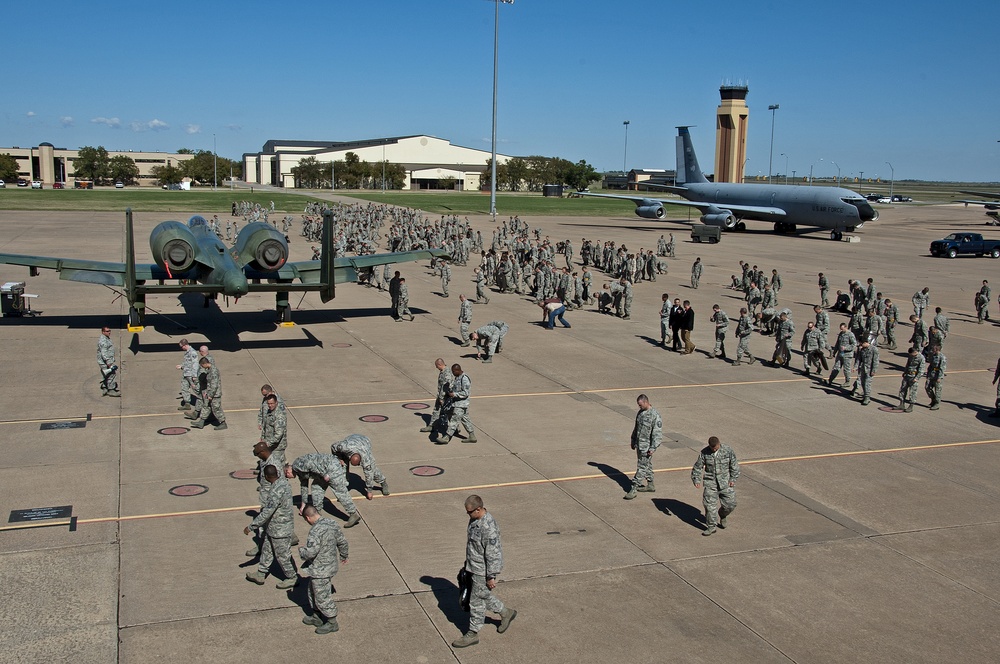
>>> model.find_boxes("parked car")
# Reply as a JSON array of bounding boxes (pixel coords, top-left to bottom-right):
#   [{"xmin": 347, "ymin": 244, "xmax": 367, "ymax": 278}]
[
  {"xmin": 17, "ymin": 179, "xmax": 28, "ymax": 187},
  {"xmin": 0, "ymin": 179, "xmax": 5, "ymax": 188},
  {"xmin": 52, "ymin": 182, "xmax": 64, "ymax": 189},
  {"xmin": 115, "ymin": 181, "xmax": 124, "ymax": 188},
  {"xmin": 929, "ymin": 233, "xmax": 1000, "ymax": 259},
  {"xmin": 31, "ymin": 180, "xmax": 42, "ymax": 189}
]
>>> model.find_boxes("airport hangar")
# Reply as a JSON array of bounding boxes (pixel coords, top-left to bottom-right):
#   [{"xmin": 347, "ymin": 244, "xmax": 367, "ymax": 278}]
[{"xmin": 242, "ymin": 135, "xmax": 513, "ymax": 191}]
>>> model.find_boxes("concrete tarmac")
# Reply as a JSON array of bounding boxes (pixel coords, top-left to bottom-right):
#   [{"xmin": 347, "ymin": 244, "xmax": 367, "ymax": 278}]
[{"xmin": 1, "ymin": 203, "xmax": 999, "ymax": 663}]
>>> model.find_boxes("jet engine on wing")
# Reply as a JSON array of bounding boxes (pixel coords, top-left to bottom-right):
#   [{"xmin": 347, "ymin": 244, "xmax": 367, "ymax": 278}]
[
  {"xmin": 235, "ymin": 222, "xmax": 289, "ymax": 271},
  {"xmin": 701, "ymin": 212, "xmax": 737, "ymax": 229},
  {"xmin": 150, "ymin": 221, "xmax": 198, "ymax": 273},
  {"xmin": 634, "ymin": 202, "xmax": 666, "ymax": 219}
]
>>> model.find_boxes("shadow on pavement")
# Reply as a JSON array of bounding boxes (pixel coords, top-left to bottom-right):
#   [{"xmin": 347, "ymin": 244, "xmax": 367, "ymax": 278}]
[
  {"xmin": 419, "ymin": 575, "xmax": 467, "ymax": 631},
  {"xmin": 652, "ymin": 497, "xmax": 706, "ymax": 531},
  {"xmin": 586, "ymin": 461, "xmax": 632, "ymax": 492}
]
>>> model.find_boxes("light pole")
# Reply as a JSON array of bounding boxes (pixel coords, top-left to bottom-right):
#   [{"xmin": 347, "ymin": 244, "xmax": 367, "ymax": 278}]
[
  {"xmin": 742, "ymin": 157, "xmax": 749, "ymax": 183},
  {"xmin": 488, "ymin": 0, "xmax": 514, "ymax": 220},
  {"xmin": 831, "ymin": 161, "xmax": 840, "ymax": 187},
  {"xmin": 622, "ymin": 120, "xmax": 630, "ymax": 180},
  {"xmin": 859, "ymin": 171, "xmax": 864, "ymax": 187},
  {"xmin": 809, "ymin": 163, "xmax": 814, "ymax": 185},
  {"xmin": 780, "ymin": 153, "xmax": 788, "ymax": 185},
  {"xmin": 213, "ymin": 133, "xmax": 217, "ymax": 192},
  {"xmin": 382, "ymin": 141, "xmax": 386, "ymax": 193},
  {"xmin": 767, "ymin": 104, "xmax": 779, "ymax": 183},
  {"xmin": 331, "ymin": 160, "xmax": 335, "ymax": 191},
  {"xmin": 885, "ymin": 161, "xmax": 894, "ymax": 200}
]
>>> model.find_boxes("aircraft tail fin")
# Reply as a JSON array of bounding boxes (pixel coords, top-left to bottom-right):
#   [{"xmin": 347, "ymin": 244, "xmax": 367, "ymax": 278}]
[
  {"xmin": 319, "ymin": 210, "xmax": 335, "ymax": 303},
  {"xmin": 675, "ymin": 126, "xmax": 708, "ymax": 185},
  {"xmin": 124, "ymin": 208, "xmax": 137, "ymax": 302}
]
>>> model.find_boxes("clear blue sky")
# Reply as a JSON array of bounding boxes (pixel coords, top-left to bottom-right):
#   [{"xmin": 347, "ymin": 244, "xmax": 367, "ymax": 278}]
[{"xmin": 4, "ymin": 1, "xmax": 998, "ymax": 183}]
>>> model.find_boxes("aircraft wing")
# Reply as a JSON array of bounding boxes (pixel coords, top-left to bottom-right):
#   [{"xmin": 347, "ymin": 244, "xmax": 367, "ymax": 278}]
[
  {"xmin": 959, "ymin": 190, "xmax": 1000, "ymax": 199},
  {"xmin": 577, "ymin": 192, "xmax": 785, "ymax": 217},
  {"xmin": 0, "ymin": 252, "xmax": 130, "ymax": 286},
  {"xmin": 956, "ymin": 199, "xmax": 1000, "ymax": 209},
  {"xmin": 278, "ymin": 248, "xmax": 449, "ymax": 285}
]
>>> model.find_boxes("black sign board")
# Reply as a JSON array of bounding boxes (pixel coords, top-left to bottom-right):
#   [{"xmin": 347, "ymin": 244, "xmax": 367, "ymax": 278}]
[
  {"xmin": 40, "ymin": 420, "xmax": 86, "ymax": 431},
  {"xmin": 9, "ymin": 505, "xmax": 73, "ymax": 523}
]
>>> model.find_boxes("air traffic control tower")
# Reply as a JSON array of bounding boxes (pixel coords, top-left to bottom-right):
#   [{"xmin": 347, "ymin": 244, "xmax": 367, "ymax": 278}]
[{"xmin": 714, "ymin": 84, "xmax": 749, "ymax": 183}]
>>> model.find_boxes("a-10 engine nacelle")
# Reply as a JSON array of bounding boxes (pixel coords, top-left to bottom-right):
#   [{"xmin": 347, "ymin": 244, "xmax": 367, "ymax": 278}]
[
  {"xmin": 701, "ymin": 212, "xmax": 737, "ymax": 228},
  {"xmin": 635, "ymin": 204, "xmax": 665, "ymax": 219},
  {"xmin": 235, "ymin": 222, "xmax": 289, "ymax": 271},
  {"xmin": 150, "ymin": 221, "xmax": 198, "ymax": 273}
]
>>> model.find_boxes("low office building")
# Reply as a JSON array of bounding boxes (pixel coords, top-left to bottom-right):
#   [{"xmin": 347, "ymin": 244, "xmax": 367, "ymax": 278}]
[
  {"xmin": 0, "ymin": 143, "xmax": 194, "ymax": 186},
  {"xmin": 243, "ymin": 135, "xmax": 511, "ymax": 191}
]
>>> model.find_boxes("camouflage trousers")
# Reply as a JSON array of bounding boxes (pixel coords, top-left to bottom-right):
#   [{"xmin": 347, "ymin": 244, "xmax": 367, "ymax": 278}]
[
  {"xmin": 194, "ymin": 396, "xmax": 226, "ymax": 424},
  {"xmin": 736, "ymin": 335, "xmax": 753, "ymax": 361},
  {"xmin": 100, "ymin": 367, "xmax": 118, "ymax": 393},
  {"xmin": 772, "ymin": 339, "xmax": 791, "ymax": 366},
  {"xmin": 633, "ymin": 449, "xmax": 653, "ymax": 486},
  {"xmin": 703, "ymin": 483, "xmax": 737, "ymax": 528},
  {"xmin": 899, "ymin": 377, "xmax": 920, "ymax": 406},
  {"xmin": 442, "ymin": 277, "xmax": 450, "ymax": 296},
  {"xmin": 259, "ymin": 534, "xmax": 296, "ymax": 579},
  {"xmin": 180, "ymin": 375, "xmax": 198, "ymax": 406},
  {"xmin": 884, "ymin": 323, "xmax": 896, "ymax": 347},
  {"xmin": 925, "ymin": 378, "xmax": 943, "ymax": 404},
  {"xmin": 308, "ymin": 477, "xmax": 357, "ymax": 517},
  {"xmin": 691, "ymin": 274, "xmax": 700, "ymax": 289},
  {"xmin": 831, "ymin": 353, "xmax": 854, "ymax": 383},
  {"xmin": 396, "ymin": 300, "xmax": 411, "ymax": 319},
  {"xmin": 804, "ymin": 350, "xmax": 828, "ymax": 373},
  {"xmin": 476, "ymin": 284, "xmax": 489, "ymax": 303},
  {"xmin": 446, "ymin": 406, "xmax": 474, "ymax": 437},
  {"xmin": 660, "ymin": 318, "xmax": 669, "ymax": 344},
  {"xmin": 468, "ymin": 573, "xmax": 505, "ymax": 633},
  {"xmin": 308, "ymin": 575, "xmax": 338, "ymax": 619},
  {"xmin": 713, "ymin": 328, "xmax": 728, "ymax": 356},
  {"xmin": 856, "ymin": 371, "xmax": 874, "ymax": 398},
  {"xmin": 460, "ymin": 322, "xmax": 471, "ymax": 343},
  {"xmin": 820, "ymin": 288, "xmax": 829, "ymax": 307}
]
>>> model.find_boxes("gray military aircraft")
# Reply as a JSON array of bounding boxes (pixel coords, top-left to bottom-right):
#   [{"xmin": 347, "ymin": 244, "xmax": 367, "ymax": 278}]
[
  {"xmin": 0, "ymin": 209, "xmax": 443, "ymax": 329},
  {"xmin": 580, "ymin": 127, "xmax": 879, "ymax": 241}
]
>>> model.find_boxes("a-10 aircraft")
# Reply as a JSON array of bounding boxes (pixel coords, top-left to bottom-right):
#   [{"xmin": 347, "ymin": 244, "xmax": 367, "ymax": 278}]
[
  {"xmin": 581, "ymin": 127, "xmax": 879, "ymax": 241},
  {"xmin": 0, "ymin": 209, "xmax": 444, "ymax": 329}
]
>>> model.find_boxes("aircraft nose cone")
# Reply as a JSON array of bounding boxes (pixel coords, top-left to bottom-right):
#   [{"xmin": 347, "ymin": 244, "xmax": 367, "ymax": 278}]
[{"xmin": 223, "ymin": 271, "xmax": 249, "ymax": 297}]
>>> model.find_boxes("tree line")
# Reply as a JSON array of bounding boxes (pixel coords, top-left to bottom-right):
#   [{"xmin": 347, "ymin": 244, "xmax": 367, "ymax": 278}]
[
  {"xmin": 69, "ymin": 146, "xmax": 242, "ymax": 186},
  {"xmin": 291, "ymin": 152, "xmax": 406, "ymax": 190}
]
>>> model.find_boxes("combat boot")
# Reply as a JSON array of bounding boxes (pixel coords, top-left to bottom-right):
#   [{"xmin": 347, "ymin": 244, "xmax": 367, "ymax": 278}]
[
  {"xmin": 245, "ymin": 570, "xmax": 266, "ymax": 585},
  {"xmin": 748, "ymin": 356, "xmax": 756, "ymax": 365},
  {"xmin": 903, "ymin": 404, "xmax": 913, "ymax": 413},
  {"xmin": 214, "ymin": 422, "xmax": 228, "ymax": 430},
  {"xmin": 718, "ymin": 515, "xmax": 728, "ymax": 529},
  {"xmin": 498, "ymin": 607, "xmax": 517, "ymax": 634},
  {"xmin": 436, "ymin": 434, "xmax": 452, "ymax": 444},
  {"xmin": 702, "ymin": 526, "xmax": 717, "ymax": 536},
  {"xmin": 624, "ymin": 485, "xmax": 638, "ymax": 500},
  {"xmin": 380, "ymin": 480, "xmax": 390, "ymax": 496},
  {"xmin": 732, "ymin": 360, "xmax": 742, "ymax": 366},
  {"xmin": 861, "ymin": 397, "xmax": 870, "ymax": 406},
  {"xmin": 178, "ymin": 403, "xmax": 191, "ymax": 411},
  {"xmin": 463, "ymin": 432, "xmax": 478, "ymax": 443},
  {"xmin": 637, "ymin": 481, "xmax": 655, "ymax": 493},
  {"xmin": 275, "ymin": 576, "xmax": 297, "ymax": 590},
  {"xmin": 315, "ymin": 618, "xmax": 340, "ymax": 635},
  {"xmin": 482, "ymin": 357, "xmax": 493, "ymax": 364},
  {"xmin": 189, "ymin": 421, "xmax": 205, "ymax": 429},
  {"xmin": 452, "ymin": 631, "xmax": 479, "ymax": 648},
  {"xmin": 929, "ymin": 400, "xmax": 940, "ymax": 411},
  {"xmin": 302, "ymin": 613, "xmax": 322, "ymax": 627},
  {"xmin": 184, "ymin": 412, "xmax": 198, "ymax": 420},
  {"xmin": 344, "ymin": 512, "xmax": 361, "ymax": 528},
  {"xmin": 245, "ymin": 544, "xmax": 259, "ymax": 557},
  {"xmin": 107, "ymin": 390, "xmax": 121, "ymax": 397},
  {"xmin": 419, "ymin": 423, "xmax": 434, "ymax": 433}
]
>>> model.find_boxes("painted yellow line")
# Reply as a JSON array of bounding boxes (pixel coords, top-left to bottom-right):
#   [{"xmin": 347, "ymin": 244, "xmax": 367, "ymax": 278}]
[
  {"xmin": 4, "ymin": 437, "xmax": 998, "ymax": 532},
  {"xmin": 2, "ymin": 369, "xmax": 989, "ymax": 426}
]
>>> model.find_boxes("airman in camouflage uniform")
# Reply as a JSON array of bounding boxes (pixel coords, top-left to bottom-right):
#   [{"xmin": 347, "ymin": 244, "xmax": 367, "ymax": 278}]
[
  {"xmin": 440, "ymin": 260, "xmax": 452, "ymax": 297},
  {"xmin": 909, "ymin": 314, "xmax": 928, "ymax": 352},
  {"xmin": 258, "ymin": 393, "xmax": 288, "ymax": 468},
  {"xmin": 710, "ymin": 304, "xmax": 729, "ymax": 359},
  {"xmin": 924, "ymin": 346, "xmax": 946, "ymax": 410},
  {"xmin": 882, "ymin": 298, "xmax": 899, "ymax": 350},
  {"xmin": 458, "ymin": 294, "xmax": 474, "ymax": 346},
  {"xmin": 898, "ymin": 347, "xmax": 927, "ymax": 412},
  {"xmin": 932, "ymin": 307, "xmax": 950, "ymax": 338},
  {"xmin": 852, "ymin": 339, "xmax": 879, "ymax": 405},
  {"xmin": 246, "ymin": 441, "xmax": 300, "ymax": 558},
  {"xmin": 746, "ymin": 283, "xmax": 762, "ymax": 316},
  {"xmin": 299, "ymin": 505, "xmax": 350, "ymax": 634},
  {"xmin": 691, "ymin": 436, "xmax": 740, "ymax": 536},
  {"xmin": 624, "ymin": 394, "xmax": 663, "ymax": 499},
  {"xmin": 691, "ymin": 257, "xmax": 703, "ymax": 289},
  {"xmin": 801, "ymin": 321, "xmax": 828, "ymax": 375},
  {"xmin": 474, "ymin": 267, "xmax": 490, "ymax": 304},
  {"xmin": 733, "ymin": 308, "xmax": 756, "ymax": 366},
  {"xmin": 176, "ymin": 338, "xmax": 198, "ymax": 410},
  {"xmin": 287, "ymin": 453, "xmax": 360, "ymax": 528},
  {"xmin": 97, "ymin": 325, "xmax": 120, "ymax": 397},
  {"xmin": 421, "ymin": 358, "xmax": 452, "ymax": 433},
  {"xmin": 189, "ymin": 357, "xmax": 226, "ymax": 429},
  {"xmin": 244, "ymin": 465, "xmax": 298, "ymax": 588},
  {"xmin": 439, "ymin": 364, "xmax": 476, "ymax": 444},
  {"xmin": 659, "ymin": 293, "xmax": 672, "ymax": 346},
  {"xmin": 828, "ymin": 322, "xmax": 857, "ymax": 387},
  {"xmin": 772, "ymin": 311, "xmax": 795, "ymax": 367},
  {"xmin": 331, "ymin": 434, "xmax": 389, "ymax": 498},
  {"xmin": 471, "ymin": 324, "xmax": 501, "ymax": 363},
  {"xmin": 976, "ymin": 281, "xmax": 991, "ymax": 323},
  {"xmin": 912, "ymin": 287, "xmax": 930, "ymax": 319},
  {"xmin": 818, "ymin": 273, "xmax": 830, "ymax": 308},
  {"xmin": 452, "ymin": 495, "xmax": 516, "ymax": 648}
]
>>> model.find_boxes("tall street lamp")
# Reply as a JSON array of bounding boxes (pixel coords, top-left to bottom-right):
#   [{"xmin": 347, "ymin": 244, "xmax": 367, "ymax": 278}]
[
  {"xmin": 622, "ymin": 120, "xmax": 630, "ymax": 180},
  {"xmin": 767, "ymin": 104, "xmax": 779, "ymax": 183},
  {"xmin": 886, "ymin": 161, "xmax": 895, "ymax": 200},
  {"xmin": 488, "ymin": 0, "xmax": 514, "ymax": 220},
  {"xmin": 831, "ymin": 160, "xmax": 840, "ymax": 187},
  {"xmin": 780, "ymin": 153, "xmax": 788, "ymax": 185},
  {"xmin": 213, "ymin": 133, "xmax": 217, "ymax": 192}
]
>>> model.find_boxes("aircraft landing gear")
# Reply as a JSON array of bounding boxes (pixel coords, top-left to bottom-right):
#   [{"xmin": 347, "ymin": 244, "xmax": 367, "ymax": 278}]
[
  {"xmin": 275, "ymin": 291, "xmax": 293, "ymax": 325},
  {"xmin": 774, "ymin": 222, "xmax": 796, "ymax": 234},
  {"xmin": 830, "ymin": 231, "xmax": 843, "ymax": 241},
  {"xmin": 128, "ymin": 306, "xmax": 143, "ymax": 328},
  {"xmin": 736, "ymin": 221, "xmax": 747, "ymax": 231}
]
